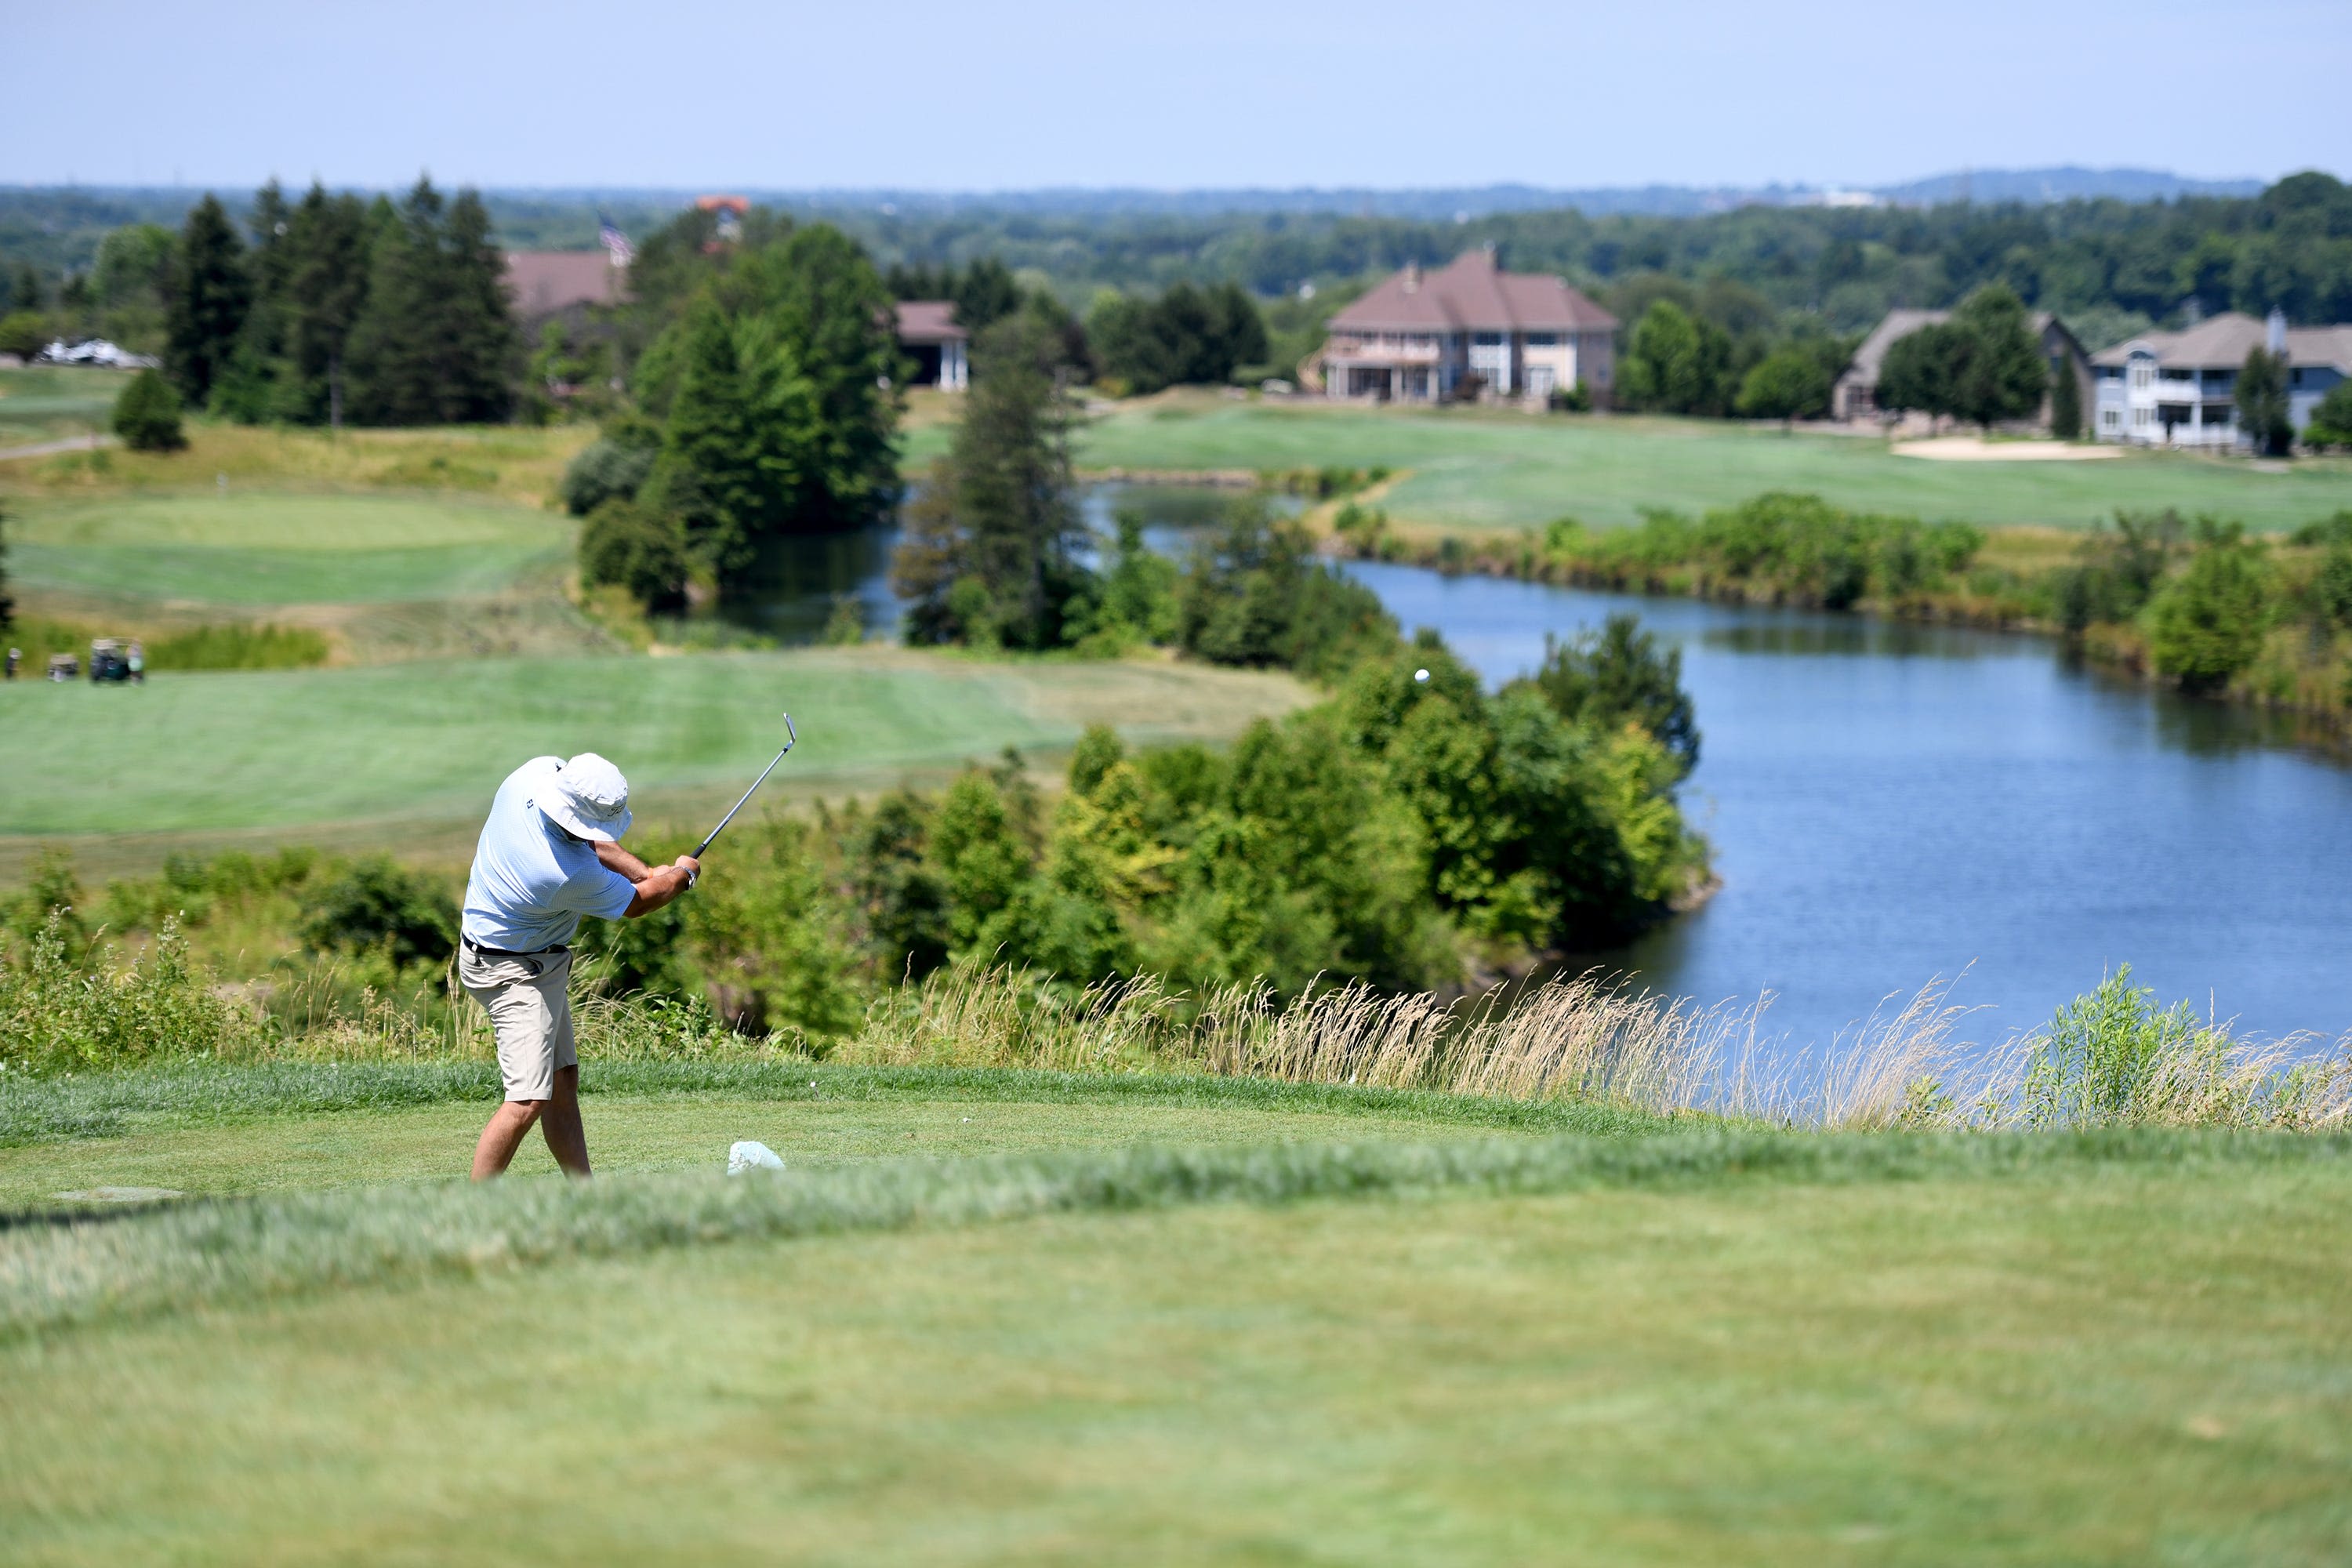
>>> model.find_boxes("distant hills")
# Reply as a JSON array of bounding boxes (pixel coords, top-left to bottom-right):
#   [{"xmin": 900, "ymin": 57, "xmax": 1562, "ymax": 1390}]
[{"xmin": 729, "ymin": 169, "xmax": 2270, "ymax": 220}]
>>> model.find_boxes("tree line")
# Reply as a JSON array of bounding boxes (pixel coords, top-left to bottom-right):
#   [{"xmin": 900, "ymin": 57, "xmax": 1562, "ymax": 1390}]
[{"xmin": 6, "ymin": 180, "xmax": 523, "ymax": 428}]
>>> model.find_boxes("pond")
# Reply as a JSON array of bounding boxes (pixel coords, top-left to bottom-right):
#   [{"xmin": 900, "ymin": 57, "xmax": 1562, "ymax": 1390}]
[{"xmin": 751, "ymin": 487, "xmax": 2352, "ymax": 1047}]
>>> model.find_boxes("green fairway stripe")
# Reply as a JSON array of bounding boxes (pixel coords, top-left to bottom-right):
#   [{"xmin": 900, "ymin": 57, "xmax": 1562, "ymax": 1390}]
[
  {"xmin": 4, "ymin": 1123, "xmax": 2343, "ymax": 1338},
  {"xmin": 1067, "ymin": 403, "xmax": 2352, "ymax": 532},
  {"xmin": 0, "ymin": 1060, "xmax": 1672, "ymax": 1148},
  {"xmin": 0, "ymin": 648, "xmax": 1308, "ymax": 837}
]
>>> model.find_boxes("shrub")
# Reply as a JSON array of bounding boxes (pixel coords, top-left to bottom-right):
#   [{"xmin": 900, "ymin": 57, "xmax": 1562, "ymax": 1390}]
[
  {"xmin": 0, "ymin": 913, "xmax": 249, "ymax": 1076},
  {"xmin": 147, "ymin": 623, "xmax": 331, "ymax": 670},
  {"xmin": 2147, "ymin": 521, "xmax": 2270, "ymax": 691},
  {"xmin": 297, "ymin": 857, "xmax": 456, "ymax": 969},
  {"xmin": 111, "ymin": 368, "xmax": 187, "ymax": 452},
  {"xmin": 1177, "ymin": 499, "xmax": 1397, "ymax": 679},
  {"xmin": 560, "ymin": 435, "xmax": 659, "ymax": 516},
  {"xmin": 2302, "ymin": 383, "xmax": 2352, "ymax": 450},
  {"xmin": 579, "ymin": 498, "xmax": 690, "ymax": 614},
  {"xmin": 0, "ymin": 310, "xmax": 46, "ymax": 362}
]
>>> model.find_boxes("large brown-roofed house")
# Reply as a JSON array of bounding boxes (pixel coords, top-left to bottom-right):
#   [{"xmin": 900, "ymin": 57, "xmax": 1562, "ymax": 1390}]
[
  {"xmin": 503, "ymin": 251, "xmax": 626, "ymax": 324},
  {"xmin": 1319, "ymin": 251, "xmax": 1616, "ymax": 404}
]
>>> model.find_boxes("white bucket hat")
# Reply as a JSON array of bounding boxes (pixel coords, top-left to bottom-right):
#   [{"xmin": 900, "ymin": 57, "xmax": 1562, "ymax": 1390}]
[{"xmin": 534, "ymin": 753, "xmax": 633, "ymax": 842}]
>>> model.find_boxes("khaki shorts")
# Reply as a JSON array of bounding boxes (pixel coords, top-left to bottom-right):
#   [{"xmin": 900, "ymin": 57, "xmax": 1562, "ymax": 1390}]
[{"xmin": 459, "ymin": 946, "xmax": 576, "ymax": 1102}]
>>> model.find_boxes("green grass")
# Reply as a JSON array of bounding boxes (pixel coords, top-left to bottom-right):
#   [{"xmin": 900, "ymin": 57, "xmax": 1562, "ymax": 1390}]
[
  {"xmin": 2, "ymin": 1131, "xmax": 2347, "ymax": 1561},
  {"xmin": 0, "ymin": 1060, "xmax": 1663, "ymax": 1206},
  {"xmin": 4, "ymin": 491, "xmax": 574, "ymax": 605},
  {"xmin": 1061, "ymin": 396, "xmax": 2352, "ymax": 534},
  {"xmin": 0, "ymin": 365, "xmax": 124, "ymax": 447},
  {"xmin": 0, "ymin": 645, "xmax": 1310, "ymax": 839}
]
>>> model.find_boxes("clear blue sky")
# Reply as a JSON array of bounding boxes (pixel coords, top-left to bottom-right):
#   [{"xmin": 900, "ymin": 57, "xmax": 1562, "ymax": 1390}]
[{"xmin": 9, "ymin": 0, "xmax": 2347, "ymax": 191}]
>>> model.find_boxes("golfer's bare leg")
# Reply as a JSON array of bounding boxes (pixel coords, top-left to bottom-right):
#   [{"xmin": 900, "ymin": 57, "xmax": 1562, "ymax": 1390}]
[
  {"xmin": 538, "ymin": 1065, "xmax": 592, "ymax": 1178},
  {"xmin": 472, "ymin": 1100, "xmax": 544, "ymax": 1180}
]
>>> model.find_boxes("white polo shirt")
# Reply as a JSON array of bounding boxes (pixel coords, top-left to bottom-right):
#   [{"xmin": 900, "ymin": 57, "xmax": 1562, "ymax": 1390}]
[{"xmin": 459, "ymin": 757, "xmax": 636, "ymax": 953}]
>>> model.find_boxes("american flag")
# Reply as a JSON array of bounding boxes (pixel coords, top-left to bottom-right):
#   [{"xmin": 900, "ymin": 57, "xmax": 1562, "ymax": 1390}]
[{"xmin": 598, "ymin": 218, "xmax": 634, "ymax": 269}]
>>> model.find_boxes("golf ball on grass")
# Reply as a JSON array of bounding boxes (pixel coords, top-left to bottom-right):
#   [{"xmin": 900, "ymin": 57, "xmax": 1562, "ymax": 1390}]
[{"xmin": 1414, "ymin": 669, "xmax": 1429, "ymax": 682}]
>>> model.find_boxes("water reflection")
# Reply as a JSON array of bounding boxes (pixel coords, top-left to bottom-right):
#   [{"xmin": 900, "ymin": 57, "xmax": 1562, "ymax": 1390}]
[{"xmin": 720, "ymin": 525, "xmax": 905, "ymax": 642}]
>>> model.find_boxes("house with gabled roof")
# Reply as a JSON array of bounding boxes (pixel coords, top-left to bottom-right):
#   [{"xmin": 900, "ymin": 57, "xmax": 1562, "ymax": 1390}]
[
  {"xmin": 1318, "ymin": 250, "xmax": 1616, "ymax": 404},
  {"xmin": 1832, "ymin": 307, "xmax": 2092, "ymax": 429},
  {"xmin": 2089, "ymin": 309, "xmax": 2352, "ymax": 447}
]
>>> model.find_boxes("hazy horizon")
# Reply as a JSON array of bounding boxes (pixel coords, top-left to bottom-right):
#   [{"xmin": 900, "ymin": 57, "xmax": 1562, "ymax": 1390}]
[{"xmin": 10, "ymin": 1, "xmax": 2347, "ymax": 191}]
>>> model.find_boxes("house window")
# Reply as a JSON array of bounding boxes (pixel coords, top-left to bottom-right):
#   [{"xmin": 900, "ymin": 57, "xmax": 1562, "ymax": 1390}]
[
  {"xmin": 1524, "ymin": 332, "xmax": 1559, "ymax": 347},
  {"xmin": 2102, "ymin": 409, "xmax": 2121, "ymax": 430},
  {"xmin": 2130, "ymin": 361, "xmax": 2154, "ymax": 391},
  {"xmin": 1472, "ymin": 332, "xmax": 1503, "ymax": 346}
]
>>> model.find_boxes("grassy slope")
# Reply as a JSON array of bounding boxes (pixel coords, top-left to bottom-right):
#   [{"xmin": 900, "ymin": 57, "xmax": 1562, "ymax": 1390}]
[
  {"xmin": 4, "ymin": 1146, "xmax": 2346, "ymax": 1563},
  {"xmin": 1061, "ymin": 395, "xmax": 2352, "ymax": 534},
  {"xmin": 5, "ymin": 491, "xmax": 574, "ymax": 604},
  {"xmin": 0, "ymin": 403, "xmax": 593, "ymax": 504},
  {"xmin": 0, "ymin": 645, "xmax": 1310, "ymax": 839}
]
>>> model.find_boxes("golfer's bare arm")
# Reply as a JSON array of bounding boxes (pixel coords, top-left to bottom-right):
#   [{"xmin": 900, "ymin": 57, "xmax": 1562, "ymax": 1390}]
[{"xmin": 597, "ymin": 842, "xmax": 701, "ymax": 918}]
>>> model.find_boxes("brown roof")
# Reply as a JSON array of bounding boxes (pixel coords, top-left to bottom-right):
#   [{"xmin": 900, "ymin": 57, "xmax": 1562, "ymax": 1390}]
[
  {"xmin": 2089, "ymin": 310, "xmax": 2352, "ymax": 372},
  {"xmin": 1843, "ymin": 307, "xmax": 2077, "ymax": 386},
  {"xmin": 1329, "ymin": 252, "xmax": 1615, "ymax": 335},
  {"xmin": 503, "ymin": 251, "xmax": 624, "ymax": 317},
  {"xmin": 894, "ymin": 300, "xmax": 967, "ymax": 343}
]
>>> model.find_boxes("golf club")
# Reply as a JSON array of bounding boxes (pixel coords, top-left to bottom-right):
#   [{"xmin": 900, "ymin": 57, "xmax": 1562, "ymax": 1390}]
[{"xmin": 692, "ymin": 713, "xmax": 797, "ymax": 859}]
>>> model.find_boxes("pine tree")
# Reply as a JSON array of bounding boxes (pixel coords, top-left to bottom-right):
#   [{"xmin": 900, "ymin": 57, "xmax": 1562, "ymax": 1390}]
[
  {"xmin": 733, "ymin": 225, "xmax": 902, "ymax": 532},
  {"xmin": 165, "ymin": 194, "xmax": 252, "ymax": 407},
  {"xmin": 210, "ymin": 180, "xmax": 296, "ymax": 423},
  {"xmin": 646, "ymin": 297, "xmax": 820, "ymax": 579},
  {"xmin": 343, "ymin": 179, "xmax": 516, "ymax": 426},
  {"xmin": 285, "ymin": 183, "xmax": 371, "ymax": 428},
  {"xmin": 345, "ymin": 180, "xmax": 447, "ymax": 425},
  {"xmin": 2049, "ymin": 357, "xmax": 2084, "ymax": 439},
  {"xmin": 890, "ymin": 312, "xmax": 1087, "ymax": 648},
  {"xmin": 435, "ymin": 189, "xmax": 519, "ymax": 422}
]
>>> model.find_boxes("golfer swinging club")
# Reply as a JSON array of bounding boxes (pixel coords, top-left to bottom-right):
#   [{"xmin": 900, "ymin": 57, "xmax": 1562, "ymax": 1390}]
[{"xmin": 460, "ymin": 753, "xmax": 699, "ymax": 1181}]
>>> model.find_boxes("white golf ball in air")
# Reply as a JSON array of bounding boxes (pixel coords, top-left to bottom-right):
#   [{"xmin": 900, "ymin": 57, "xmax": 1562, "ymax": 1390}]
[{"xmin": 1414, "ymin": 669, "xmax": 1430, "ymax": 682}]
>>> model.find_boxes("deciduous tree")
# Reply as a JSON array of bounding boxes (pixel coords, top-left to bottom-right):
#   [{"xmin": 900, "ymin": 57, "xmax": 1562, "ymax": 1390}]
[{"xmin": 1734, "ymin": 345, "xmax": 1831, "ymax": 427}]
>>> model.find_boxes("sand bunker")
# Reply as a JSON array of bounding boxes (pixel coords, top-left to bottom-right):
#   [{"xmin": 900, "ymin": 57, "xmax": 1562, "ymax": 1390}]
[{"xmin": 1893, "ymin": 437, "xmax": 2122, "ymax": 462}]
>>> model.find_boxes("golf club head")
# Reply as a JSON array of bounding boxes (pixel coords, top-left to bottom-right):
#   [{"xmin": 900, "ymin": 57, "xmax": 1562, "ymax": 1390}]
[{"xmin": 782, "ymin": 712, "xmax": 797, "ymax": 749}]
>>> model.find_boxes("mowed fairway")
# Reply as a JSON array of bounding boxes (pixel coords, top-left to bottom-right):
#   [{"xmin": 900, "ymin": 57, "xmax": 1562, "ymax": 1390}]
[
  {"xmin": 0, "ymin": 646, "xmax": 1311, "ymax": 838},
  {"xmin": 5, "ymin": 490, "xmax": 573, "ymax": 605},
  {"xmin": 1065, "ymin": 395, "xmax": 2352, "ymax": 533},
  {"xmin": 3, "ymin": 1140, "xmax": 2346, "ymax": 1563},
  {"xmin": 0, "ymin": 1063, "xmax": 1644, "ymax": 1207}
]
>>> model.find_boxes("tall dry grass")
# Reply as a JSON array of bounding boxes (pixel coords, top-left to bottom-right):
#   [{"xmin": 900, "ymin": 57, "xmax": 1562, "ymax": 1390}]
[{"xmin": 833, "ymin": 963, "xmax": 2352, "ymax": 1132}]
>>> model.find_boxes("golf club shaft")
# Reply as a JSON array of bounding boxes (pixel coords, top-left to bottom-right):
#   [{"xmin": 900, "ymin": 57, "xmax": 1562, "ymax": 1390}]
[{"xmin": 693, "ymin": 714, "xmax": 796, "ymax": 858}]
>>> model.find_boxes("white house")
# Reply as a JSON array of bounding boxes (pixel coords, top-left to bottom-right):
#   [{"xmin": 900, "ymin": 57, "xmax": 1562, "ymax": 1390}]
[{"xmin": 2090, "ymin": 309, "xmax": 2352, "ymax": 447}]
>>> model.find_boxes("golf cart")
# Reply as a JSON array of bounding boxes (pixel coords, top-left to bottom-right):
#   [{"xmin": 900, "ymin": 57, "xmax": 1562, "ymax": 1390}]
[
  {"xmin": 89, "ymin": 639, "xmax": 133, "ymax": 684},
  {"xmin": 45, "ymin": 652, "xmax": 79, "ymax": 681}
]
